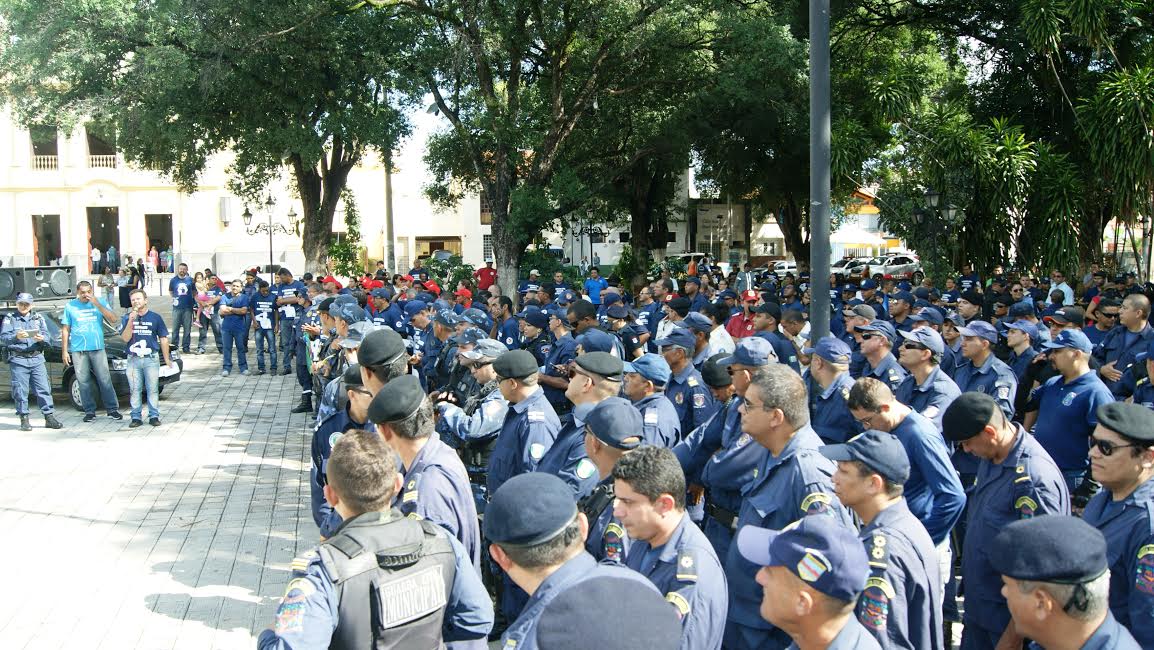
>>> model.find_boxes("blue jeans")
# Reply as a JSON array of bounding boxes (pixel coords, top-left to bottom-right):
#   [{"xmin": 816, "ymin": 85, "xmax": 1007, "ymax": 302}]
[
  {"xmin": 127, "ymin": 355, "xmax": 159, "ymax": 420},
  {"xmin": 9, "ymin": 358, "xmax": 54, "ymax": 415},
  {"xmin": 198, "ymin": 312, "xmax": 222, "ymax": 352},
  {"xmin": 72, "ymin": 348, "xmax": 119, "ymax": 414},
  {"xmin": 171, "ymin": 308, "xmax": 193, "ymax": 352},
  {"xmin": 221, "ymin": 328, "xmax": 248, "ymax": 372},
  {"xmin": 280, "ymin": 319, "xmax": 297, "ymax": 368},
  {"xmin": 254, "ymin": 329, "xmax": 277, "ymax": 371}
]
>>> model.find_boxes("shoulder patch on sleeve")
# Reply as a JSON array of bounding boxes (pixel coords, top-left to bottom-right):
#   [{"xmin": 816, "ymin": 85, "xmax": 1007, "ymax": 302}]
[
  {"xmin": 644, "ymin": 410, "xmax": 659, "ymax": 425},
  {"xmin": 665, "ymin": 591, "xmax": 691, "ymax": 620},
  {"xmin": 1015, "ymin": 495, "xmax": 1038, "ymax": 518},
  {"xmin": 603, "ymin": 522, "xmax": 625, "ymax": 562},
  {"xmin": 693, "ymin": 392, "xmax": 706, "ymax": 408},
  {"xmin": 274, "ymin": 577, "xmax": 315, "ymax": 634},
  {"xmin": 529, "ymin": 442, "xmax": 546, "ymax": 460},
  {"xmin": 676, "ymin": 551, "xmax": 698, "ymax": 582},
  {"xmin": 687, "ymin": 377, "xmax": 699, "ymax": 387},
  {"xmin": 1135, "ymin": 545, "xmax": 1154, "ymax": 595},
  {"xmin": 800, "ymin": 492, "xmax": 833, "ymax": 515},
  {"xmin": 857, "ymin": 576, "xmax": 893, "ymax": 631},
  {"xmin": 575, "ymin": 458, "xmax": 596, "ymax": 480},
  {"xmin": 527, "ymin": 410, "xmax": 545, "ymax": 423}
]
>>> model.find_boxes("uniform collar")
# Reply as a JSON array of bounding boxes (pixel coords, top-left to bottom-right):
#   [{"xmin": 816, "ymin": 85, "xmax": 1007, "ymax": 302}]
[
  {"xmin": 972, "ymin": 351, "xmax": 997, "ymax": 374},
  {"xmin": 868, "ymin": 352, "xmax": 900, "ymax": 374},
  {"xmin": 511, "ymin": 387, "xmax": 545, "ymax": 413},
  {"xmin": 1057, "ymin": 370, "xmax": 1099, "ymax": 389},
  {"xmin": 914, "ymin": 366, "xmax": 946, "ymax": 393},
  {"xmin": 999, "ymin": 423, "xmax": 1030, "ymax": 467},
  {"xmin": 765, "ymin": 425, "xmax": 822, "ymax": 470},
  {"xmin": 403, "ymin": 435, "xmax": 444, "ymax": 475},
  {"xmin": 821, "ymin": 372, "xmax": 853, "ymax": 400},
  {"xmin": 672, "ymin": 364, "xmax": 696, "ymax": 384},
  {"xmin": 634, "ymin": 393, "xmax": 667, "ymax": 409},
  {"xmin": 861, "ymin": 499, "xmax": 914, "ymax": 536}
]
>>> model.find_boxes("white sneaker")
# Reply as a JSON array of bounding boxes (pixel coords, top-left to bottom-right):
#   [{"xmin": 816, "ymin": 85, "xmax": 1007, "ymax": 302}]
[
  {"xmin": 221, "ymin": 370, "xmax": 230, "ymax": 377},
  {"xmin": 240, "ymin": 369, "xmax": 251, "ymax": 376}
]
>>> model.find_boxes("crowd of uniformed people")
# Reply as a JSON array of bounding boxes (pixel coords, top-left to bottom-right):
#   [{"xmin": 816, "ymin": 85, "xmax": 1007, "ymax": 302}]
[{"xmin": 12, "ymin": 257, "xmax": 1148, "ymax": 649}]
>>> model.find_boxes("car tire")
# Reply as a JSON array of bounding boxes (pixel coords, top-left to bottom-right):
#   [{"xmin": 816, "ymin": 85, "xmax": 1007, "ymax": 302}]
[
  {"xmin": 913, "ymin": 271, "xmax": 925, "ymax": 283},
  {"xmin": 872, "ymin": 273, "xmax": 883, "ymax": 282},
  {"xmin": 66, "ymin": 374, "xmax": 84, "ymax": 411}
]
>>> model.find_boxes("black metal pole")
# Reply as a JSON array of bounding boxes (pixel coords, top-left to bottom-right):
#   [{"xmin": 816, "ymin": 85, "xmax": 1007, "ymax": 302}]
[
  {"xmin": 808, "ymin": 0, "xmax": 832, "ymax": 339},
  {"xmin": 268, "ymin": 210, "xmax": 274, "ymax": 286}
]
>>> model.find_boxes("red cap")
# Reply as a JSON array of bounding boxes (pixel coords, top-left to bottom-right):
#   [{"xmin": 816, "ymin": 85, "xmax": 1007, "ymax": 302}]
[
  {"xmin": 742, "ymin": 289, "xmax": 759, "ymax": 302},
  {"xmin": 454, "ymin": 288, "xmax": 473, "ymax": 298},
  {"xmin": 400, "ymin": 274, "xmax": 414, "ymax": 282}
]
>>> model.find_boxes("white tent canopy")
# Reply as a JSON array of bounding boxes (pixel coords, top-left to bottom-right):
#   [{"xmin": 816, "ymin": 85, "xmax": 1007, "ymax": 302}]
[{"xmin": 829, "ymin": 226, "xmax": 887, "ymax": 246}]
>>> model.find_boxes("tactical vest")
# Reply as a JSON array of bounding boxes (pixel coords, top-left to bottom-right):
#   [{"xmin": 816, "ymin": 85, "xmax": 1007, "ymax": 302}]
[{"xmin": 319, "ymin": 510, "xmax": 457, "ymax": 650}]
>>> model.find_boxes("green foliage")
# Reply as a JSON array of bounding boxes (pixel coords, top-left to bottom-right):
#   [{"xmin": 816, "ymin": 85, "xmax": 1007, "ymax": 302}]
[
  {"xmin": 422, "ymin": 255, "xmax": 475, "ymax": 291},
  {"xmin": 328, "ymin": 189, "xmax": 363, "ymax": 279},
  {"xmin": 519, "ymin": 247, "xmax": 570, "ymax": 283}
]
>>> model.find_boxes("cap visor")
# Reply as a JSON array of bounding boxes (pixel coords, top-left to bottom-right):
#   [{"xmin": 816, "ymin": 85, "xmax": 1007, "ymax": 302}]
[
  {"xmin": 653, "ymin": 338, "xmax": 674, "ymax": 347},
  {"xmin": 736, "ymin": 525, "xmax": 782, "ymax": 568},
  {"xmin": 1041, "ymin": 340, "xmax": 1067, "ymax": 350},
  {"xmin": 819, "ymin": 443, "xmax": 856, "ymax": 462},
  {"xmin": 897, "ymin": 330, "xmax": 918, "ymax": 342},
  {"xmin": 714, "ymin": 354, "xmax": 738, "ymax": 366},
  {"xmin": 622, "ymin": 362, "xmax": 638, "ymax": 374},
  {"xmin": 801, "ymin": 347, "xmax": 816, "ymax": 356}
]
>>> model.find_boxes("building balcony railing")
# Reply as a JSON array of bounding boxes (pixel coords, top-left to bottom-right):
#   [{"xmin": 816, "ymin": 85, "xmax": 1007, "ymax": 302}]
[
  {"xmin": 32, "ymin": 155, "xmax": 59, "ymax": 170},
  {"xmin": 89, "ymin": 154, "xmax": 119, "ymax": 169}
]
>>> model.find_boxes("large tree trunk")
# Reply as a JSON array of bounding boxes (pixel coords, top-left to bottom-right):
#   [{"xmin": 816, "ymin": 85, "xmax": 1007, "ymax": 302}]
[
  {"xmin": 291, "ymin": 145, "xmax": 359, "ymax": 275},
  {"xmin": 777, "ymin": 191, "xmax": 811, "ymax": 270}
]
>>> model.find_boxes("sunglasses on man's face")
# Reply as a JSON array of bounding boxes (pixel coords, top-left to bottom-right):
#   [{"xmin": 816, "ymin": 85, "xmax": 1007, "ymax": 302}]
[
  {"xmin": 1100, "ymin": 312, "xmax": 1120, "ymax": 319},
  {"xmin": 859, "ymin": 333, "xmax": 881, "ymax": 340},
  {"xmin": 901, "ymin": 342, "xmax": 927, "ymax": 351},
  {"xmin": 1090, "ymin": 436, "xmax": 1138, "ymax": 457}
]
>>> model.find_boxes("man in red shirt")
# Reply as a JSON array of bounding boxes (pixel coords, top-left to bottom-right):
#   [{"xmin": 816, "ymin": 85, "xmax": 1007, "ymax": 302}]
[
  {"xmin": 474, "ymin": 258, "xmax": 498, "ymax": 290},
  {"xmin": 725, "ymin": 289, "xmax": 759, "ymax": 339}
]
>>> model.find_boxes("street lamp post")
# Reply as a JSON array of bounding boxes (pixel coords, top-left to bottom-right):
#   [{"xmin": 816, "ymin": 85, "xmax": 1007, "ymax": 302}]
[
  {"xmin": 913, "ymin": 187, "xmax": 963, "ymax": 282},
  {"xmin": 243, "ymin": 195, "xmax": 300, "ymax": 285},
  {"xmin": 575, "ymin": 223, "xmax": 606, "ymax": 269}
]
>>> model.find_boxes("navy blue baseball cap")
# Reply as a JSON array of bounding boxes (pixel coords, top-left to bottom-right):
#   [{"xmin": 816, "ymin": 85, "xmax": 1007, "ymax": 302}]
[
  {"xmin": 605, "ymin": 304, "xmax": 631, "ymax": 319},
  {"xmin": 403, "ymin": 300, "xmax": 429, "ymax": 317},
  {"xmin": 576, "ymin": 328, "xmax": 619, "ymax": 354},
  {"xmin": 623, "ymin": 353, "xmax": 672, "ymax": 386},
  {"xmin": 958, "ymin": 320, "xmax": 998, "ymax": 344},
  {"xmin": 860, "ymin": 279, "xmax": 878, "ymax": 290},
  {"xmin": 737, "ymin": 516, "xmax": 869, "ymax": 602},
  {"xmin": 484, "ymin": 473, "xmax": 578, "ymax": 546},
  {"xmin": 989, "ymin": 516, "xmax": 1108, "ymax": 584},
  {"xmin": 681, "ymin": 312, "xmax": 713, "ymax": 333},
  {"xmin": 892, "ymin": 290, "xmax": 914, "ymax": 304},
  {"xmin": 518, "ymin": 310, "xmax": 550, "ymax": 329},
  {"xmin": 654, "ymin": 327, "xmax": 696, "ymax": 350},
  {"xmin": 909, "ymin": 309, "xmax": 944, "ymax": 326},
  {"xmin": 1008, "ymin": 302, "xmax": 1035, "ymax": 318},
  {"xmin": 557, "ymin": 290, "xmax": 576, "ymax": 305},
  {"xmin": 1043, "ymin": 329, "xmax": 1093, "ymax": 354},
  {"xmin": 842, "ymin": 284, "xmax": 858, "ymax": 293},
  {"xmin": 585, "ymin": 397, "xmax": 644, "ymax": 450},
  {"xmin": 820, "ymin": 430, "xmax": 911, "ymax": 484},
  {"xmin": 857, "ymin": 319, "xmax": 896, "ymax": 344},
  {"xmin": 1006, "ymin": 320, "xmax": 1038, "ymax": 342},
  {"xmin": 898, "ymin": 327, "xmax": 945, "ymax": 355},
  {"xmin": 802, "ymin": 336, "xmax": 852, "ymax": 364},
  {"xmin": 718, "ymin": 289, "xmax": 738, "ymax": 300},
  {"xmin": 683, "ymin": 276, "xmax": 701, "ymax": 287},
  {"xmin": 370, "ymin": 287, "xmax": 391, "ymax": 299},
  {"xmin": 603, "ymin": 292, "xmax": 622, "ymax": 306},
  {"xmin": 716, "ymin": 336, "xmax": 777, "ymax": 366},
  {"xmin": 944, "ymin": 311, "xmax": 965, "ymax": 327},
  {"xmin": 897, "ymin": 281, "xmax": 912, "ymax": 291}
]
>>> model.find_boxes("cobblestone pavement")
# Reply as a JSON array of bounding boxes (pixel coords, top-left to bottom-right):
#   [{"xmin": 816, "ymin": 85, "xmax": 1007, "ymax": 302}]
[{"xmin": 0, "ymin": 330, "xmax": 319, "ymax": 649}]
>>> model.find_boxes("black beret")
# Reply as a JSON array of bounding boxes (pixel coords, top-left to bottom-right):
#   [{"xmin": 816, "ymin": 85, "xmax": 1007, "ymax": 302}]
[
  {"xmin": 367, "ymin": 375, "xmax": 425, "ymax": 424},
  {"xmin": 1096, "ymin": 402, "xmax": 1154, "ymax": 443},
  {"xmin": 358, "ymin": 329, "xmax": 406, "ymax": 367},
  {"xmin": 990, "ymin": 516, "xmax": 1108, "ymax": 583},
  {"xmin": 493, "ymin": 349, "xmax": 539, "ymax": 380},
  {"xmin": 318, "ymin": 297, "xmax": 336, "ymax": 313},
  {"xmin": 667, "ymin": 297, "xmax": 691, "ymax": 312},
  {"xmin": 342, "ymin": 363, "xmax": 364, "ymax": 388},
  {"xmin": 585, "ymin": 397, "xmax": 643, "ymax": 450},
  {"xmin": 959, "ymin": 290, "xmax": 983, "ymax": 305},
  {"xmin": 701, "ymin": 353, "xmax": 732, "ymax": 388},
  {"xmin": 942, "ymin": 392, "xmax": 998, "ymax": 442},
  {"xmin": 535, "ymin": 576, "xmax": 680, "ymax": 650},
  {"xmin": 483, "ymin": 473, "xmax": 578, "ymax": 546},
  {"xmin": 575, "ymin": 351, "xmax": 624, "ymax": 381}
]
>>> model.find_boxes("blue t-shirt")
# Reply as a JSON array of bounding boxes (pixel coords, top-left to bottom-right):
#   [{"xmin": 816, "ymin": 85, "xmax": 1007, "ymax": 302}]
[
  {"xmin": 62, "ymin": 299, "xmax": 111, "ymax": 352},
  {"xmin": 169, "ymin": 276, "xmax": 196, "ymax": 310},
  {"xmin": 120, "ymin": 311, "xmax": 169, "ymax": 355},
  {"xmin": 252, "ymin": 293, "xmax": 278, "ymax": 330},
  {"xmin": 583, "ymin": 277, "xmax": 609, "ymax": 305},
  {"xmin": 1030, "ymin": 371, "xmax": 1115, "ymax": 470},
  {"xmin": 276, "ymin": 280, "xmax": 307, "ymax": 320},
  {"xmin": 221, "ymin": 293, "xmax": 252, "ymax": 332}
]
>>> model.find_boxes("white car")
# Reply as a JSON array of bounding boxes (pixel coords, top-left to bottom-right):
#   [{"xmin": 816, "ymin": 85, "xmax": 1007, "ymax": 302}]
[{"xmin": 773, "ymin": 260, "xmax": 798, "ymax": 274}]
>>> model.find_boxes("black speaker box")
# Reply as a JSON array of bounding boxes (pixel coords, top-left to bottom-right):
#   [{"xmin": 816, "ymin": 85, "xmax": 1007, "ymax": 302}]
[{"xmin": 0, "ymin": 266, "xmax": 76, "ymax": 300}]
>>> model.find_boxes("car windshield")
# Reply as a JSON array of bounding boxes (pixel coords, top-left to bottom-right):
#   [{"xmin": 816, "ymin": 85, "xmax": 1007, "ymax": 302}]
[{"xmin": 832, "ymin": 259, "xmax": 851, "ymax": 268}]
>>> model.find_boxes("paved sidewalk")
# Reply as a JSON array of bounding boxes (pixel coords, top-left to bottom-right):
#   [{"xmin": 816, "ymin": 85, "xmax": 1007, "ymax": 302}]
[{"xmin": 0, "ymin": 348, "xmax": 319, "ymax": 649}]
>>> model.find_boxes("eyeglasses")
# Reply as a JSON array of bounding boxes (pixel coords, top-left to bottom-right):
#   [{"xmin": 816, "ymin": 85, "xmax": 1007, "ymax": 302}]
[
  {"xmin": 470, "ymin": 361, "xmax": 492, "ymax": 370},
  {"xmin": 1091, "ymin": 437, "xmax": 1139, "ymax": 457},
  {"xmin": 859, "ymin": 333, "xmax": 880, "ymax": 340},
  {"xmin": 1100, "ymin": 312, "xmax": 1120, "ymax": 319},
  {"xmin": 901, "ymin": 342, "xmax": 927, "ymax": 351}
]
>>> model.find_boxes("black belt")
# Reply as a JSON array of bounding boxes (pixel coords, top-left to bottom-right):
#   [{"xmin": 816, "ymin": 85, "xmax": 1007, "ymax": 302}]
[
  {"xmin": 10, "ymin": 350, "xmax": 42, "ymax": 358},
  {"xmin": 706, "ymin": 502, "xmax": 738, "ymax": 531}
]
